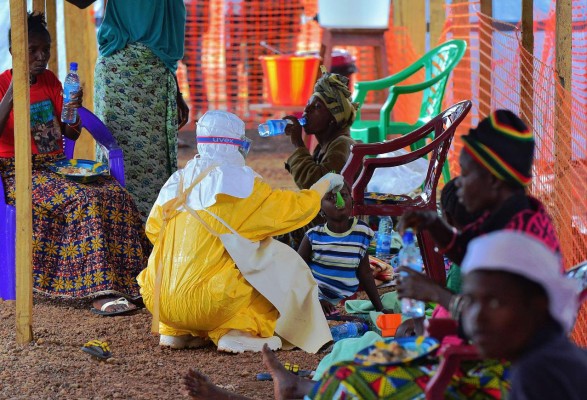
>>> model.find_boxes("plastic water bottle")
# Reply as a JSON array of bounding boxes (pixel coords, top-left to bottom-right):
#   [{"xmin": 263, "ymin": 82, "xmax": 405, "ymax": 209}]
[
  {"xmin": 399, "ymin": 230, "xmax": 425, "ymax": 318},
  {"xmin": 258, "ymin": 117, "xmax": 306, "ymax": 137},
  {"xmin": 61, "ymin": 62, "xmax": 80, "ymax": 124},
  {"xmin": 330, "ymin": 321, "xmax": 369, "ymax": 342},
  {"xmin": 375, "ymin": 216, "xmax": 393, "ymax": 262}
]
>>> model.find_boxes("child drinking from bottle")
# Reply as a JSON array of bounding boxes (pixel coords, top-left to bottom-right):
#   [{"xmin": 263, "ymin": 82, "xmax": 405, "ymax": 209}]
[{"xmin": 298, "ymin": 183, "xmax": 387, "ymax": 315}]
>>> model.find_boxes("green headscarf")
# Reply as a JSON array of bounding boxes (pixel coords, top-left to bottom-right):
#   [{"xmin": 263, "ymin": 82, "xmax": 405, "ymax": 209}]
[{"xmin": 312, "ymin": 66, "xmax": 359, "ymax": 130}]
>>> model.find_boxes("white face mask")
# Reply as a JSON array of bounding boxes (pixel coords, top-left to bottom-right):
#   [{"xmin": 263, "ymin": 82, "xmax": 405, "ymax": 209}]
[{"xmin": 196, "ymin": 136, "xmax": 252, "ymax": 158}]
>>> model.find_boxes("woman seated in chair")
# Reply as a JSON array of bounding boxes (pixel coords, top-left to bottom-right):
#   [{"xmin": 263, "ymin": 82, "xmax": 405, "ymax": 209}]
[
  {"xmin": 396, "ymin": 110, "xmax": 562, "ymax": 327},
  {"xmin": 0, "ymin": 12, "xmax": 149, "ymax": 315},
  {"xmin": 183, "ymin": 231, "xmax": 587, "ymax": 400},
  {"xmin": 280, "ymin": 66, "xmax": 359, "ymax": 248}
]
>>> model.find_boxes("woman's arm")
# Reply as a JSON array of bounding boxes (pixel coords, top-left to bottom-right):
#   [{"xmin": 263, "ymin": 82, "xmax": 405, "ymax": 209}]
[
  {"xmin": 356, "ymin": 253, "xmax": 385, "ymax": 312},
  {"xmin": 0, "ymin": 81, "xmax": 13, "ymax": 137},
  {"xmin": 65, "ymin": 0, "xmax": 96, "ymax": 9},
  {"xmin": 286, "ymin": 136, "xmax": 351, "ymax": 189},
  {"xmin": 396, "ymin": 266, "xmax": 454, "ymax": 309},
  {"xmin": 173, "ymin": 74, "xmax": 189, "ymax": 129}
]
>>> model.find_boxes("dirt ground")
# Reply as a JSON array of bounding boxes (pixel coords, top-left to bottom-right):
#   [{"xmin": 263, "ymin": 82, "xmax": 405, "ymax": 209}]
[{"xmin": 0, "ymin": 128, "xmax": 328, "ymax": 400}]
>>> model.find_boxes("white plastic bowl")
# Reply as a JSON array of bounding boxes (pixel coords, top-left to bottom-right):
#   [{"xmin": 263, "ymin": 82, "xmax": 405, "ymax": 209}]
[{"xmin": 318, "ymin": 0, "xmax": 391, "ymax": 29}]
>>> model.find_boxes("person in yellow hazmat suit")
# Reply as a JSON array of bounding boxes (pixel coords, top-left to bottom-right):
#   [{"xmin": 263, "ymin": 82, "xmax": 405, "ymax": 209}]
[{"xmin": 137, "ymin": 110, "xmax": 344, "ymax": 353}]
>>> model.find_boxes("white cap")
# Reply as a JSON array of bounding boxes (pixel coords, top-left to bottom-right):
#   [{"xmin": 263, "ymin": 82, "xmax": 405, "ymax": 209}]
[{"xmin": 462, "ymin": 231, "xmax": 579, "ymax": 332}]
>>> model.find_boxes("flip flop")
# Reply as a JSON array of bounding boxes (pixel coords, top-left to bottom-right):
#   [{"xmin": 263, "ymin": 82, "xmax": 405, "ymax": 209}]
[
  {"xmin": 91, "ymin": 297, "xmax": 137, "ymax": 316},
  {"xmin": 81, "ymin": 340, "xmax": 111, "ymax": 360},
  {"xmin": 256, "ymin": 363, "xmax": 315, "ymax": 381}
]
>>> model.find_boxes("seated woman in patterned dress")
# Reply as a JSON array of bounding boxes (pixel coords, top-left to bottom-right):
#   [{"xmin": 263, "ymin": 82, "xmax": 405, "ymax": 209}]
[{"xmin": 0, "ymin": 12, "xmax": 149, "ymax": 314}]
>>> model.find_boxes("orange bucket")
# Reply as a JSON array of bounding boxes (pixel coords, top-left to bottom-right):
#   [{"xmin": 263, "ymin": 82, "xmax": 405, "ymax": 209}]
[{"xmin": 259, "ymin": 55, "xmax": 321, "ymax": 106}]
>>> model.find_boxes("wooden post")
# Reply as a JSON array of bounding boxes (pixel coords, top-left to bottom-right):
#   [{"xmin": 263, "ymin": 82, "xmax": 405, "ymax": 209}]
[
  {"xmin": 393, "ymin": 0, "xmax": 426, "ymax": 55},
  {"xmin": 429, "ymin": 0, "xmax": 446, "ymax": 47},
  {"xmin": 46, "ymin": 0, "xmax": 58, "ymax": 74},
  {"xmin": 32, "ymin": 0, "xmax": 44, "ymax": 12},
  {"xmin": 554, "ymin": 0, "xmax": 572, "ymax": 268},
  {"xmin": 64, "ymin": 1, "xmax": 97, "ymax": 160},
  {"xmin": 478, "ymin": 0, "xmax": 492, "ymax": 118},
  {"xmin": 10, "ymin": 0, "xmax": 34, "ymax": 344},
  {"xmin": 520, "ymin": 0, "xmax": 534, "ymax": 127}
]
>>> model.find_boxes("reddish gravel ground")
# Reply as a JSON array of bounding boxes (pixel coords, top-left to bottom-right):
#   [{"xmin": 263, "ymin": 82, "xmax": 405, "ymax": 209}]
[{"xmin": 0, "ymin": 128, "xmax": 326, "ymax": 400}]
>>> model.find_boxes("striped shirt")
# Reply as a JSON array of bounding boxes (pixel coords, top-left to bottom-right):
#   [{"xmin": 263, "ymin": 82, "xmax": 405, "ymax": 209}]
[{"xmin": 306, "ymin": 218, "xmax": 374, "ymax": 304}]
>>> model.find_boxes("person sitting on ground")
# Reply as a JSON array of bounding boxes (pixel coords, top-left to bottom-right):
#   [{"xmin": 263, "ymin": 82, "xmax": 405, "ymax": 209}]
[
  {"xmin": 396, "ymin": 110, "xmax": 562, "ymax": 329},
  {"xmin": 279, "ymin": 66, "xmax": 359, "ymax": 249},
  {"xmin": 0, "ymin": 12, "xmax": 149, "ymax": 314},
  {"xmin": 182, "ymin": 231, "xmax": 587, "ymax": 400},
  {"xmin": 298, "ymin": 182, "xmax": 389, "ymax": 315},
  {"xmin": 137, "ymin": 110, "xmax": 342, "ymax": 353}
]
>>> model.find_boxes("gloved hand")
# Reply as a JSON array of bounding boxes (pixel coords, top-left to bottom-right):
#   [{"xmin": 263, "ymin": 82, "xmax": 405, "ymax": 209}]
[{"xmin": 310, "ymin": 172, "xmax": 345, "ymax": 196}]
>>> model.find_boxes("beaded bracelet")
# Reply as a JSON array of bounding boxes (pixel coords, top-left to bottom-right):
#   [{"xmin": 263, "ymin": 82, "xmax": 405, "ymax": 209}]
[{"xmin": 436, "ymin": 226, "xmax": 458, "ymax": 253}]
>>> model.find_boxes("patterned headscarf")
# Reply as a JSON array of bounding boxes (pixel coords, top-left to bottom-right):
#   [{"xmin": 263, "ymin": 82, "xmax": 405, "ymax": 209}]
[
  {"xmin": 312, "ymin": 66, "xmax": 359, "ymax": 130},
  {"xmin": 462, "ymin": 110, "xmax": 534, "ymax": 187}
]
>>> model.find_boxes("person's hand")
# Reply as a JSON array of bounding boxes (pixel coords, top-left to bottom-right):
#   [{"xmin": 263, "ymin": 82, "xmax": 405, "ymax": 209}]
[
  {"xmin": 283, "ymin": 115, "xmax": 305, "ymax": 148},
  {"xmin": 397, "ymin": 210, "xmax": 439, "ymax": 235},
  {"xmin": 68, "ymin": 87, "xmax": 84, "ymax": 109},
  {"xmin": 321, "ymin": 172, "xmax": 344, "ymax": 193},
  {"xmin": 177, "ymin": 93, "xmax": 189, "ymax": 129},
  {"xmin": 320, "ymin": 300, "xmax": 337, "ymax": 316},
  {"xmin": 396, "ymin": 266, "xmax": 443, "ymax": 303}
]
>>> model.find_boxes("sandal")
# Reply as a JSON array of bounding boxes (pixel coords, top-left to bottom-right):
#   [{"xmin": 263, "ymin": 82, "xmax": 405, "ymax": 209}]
[
  {"xmin": 91, "ymin": 297, "xmax": 137, "ymax": 316},
  {"xmin": 256, "ymin": 363, "xmax": 314, "ymax": 381},
  {"xmin": 81, "ymin": 340, "xmax": 112, "ymax": 360}
]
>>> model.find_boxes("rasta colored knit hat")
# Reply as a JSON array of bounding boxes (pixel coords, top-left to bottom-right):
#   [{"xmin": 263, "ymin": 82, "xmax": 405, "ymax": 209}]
[{"xmin": 462, "ymin": 110, "xmax": 534, "ymax": 187}]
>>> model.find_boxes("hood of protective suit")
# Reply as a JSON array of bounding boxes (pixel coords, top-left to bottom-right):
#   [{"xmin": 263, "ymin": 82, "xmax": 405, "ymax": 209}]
[{"xmin": 155, "ymin": 110, "xmax": 259, "ymax": 210}]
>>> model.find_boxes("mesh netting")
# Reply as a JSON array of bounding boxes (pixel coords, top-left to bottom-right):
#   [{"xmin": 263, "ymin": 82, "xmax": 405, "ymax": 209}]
[{"xmin": 181, "ymin": 0, "xmax": 587, "ymax": 344}]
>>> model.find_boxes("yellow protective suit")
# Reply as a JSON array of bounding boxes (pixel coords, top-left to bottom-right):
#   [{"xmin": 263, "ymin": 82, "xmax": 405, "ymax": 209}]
[{"xmin": 137, "ymin": 178, "xmax": 321, "ymax": 344}]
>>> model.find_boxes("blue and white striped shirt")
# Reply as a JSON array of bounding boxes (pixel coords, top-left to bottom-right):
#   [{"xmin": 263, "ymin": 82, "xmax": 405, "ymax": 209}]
[{"xmin": 306, "ymin": 218, "xmax": 374, "ymax": 304}]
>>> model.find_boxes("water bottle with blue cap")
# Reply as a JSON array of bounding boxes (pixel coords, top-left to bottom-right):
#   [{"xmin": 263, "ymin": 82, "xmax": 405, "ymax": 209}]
[{"xmin": 258, "ymin": 117, "xmax": 306, "ymax": 137}]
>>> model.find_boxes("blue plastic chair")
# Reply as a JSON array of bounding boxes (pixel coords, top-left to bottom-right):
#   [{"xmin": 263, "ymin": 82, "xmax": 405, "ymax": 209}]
[{"xmin": 0, "ymin": 107, "xmax": 125, "ymax": 300}]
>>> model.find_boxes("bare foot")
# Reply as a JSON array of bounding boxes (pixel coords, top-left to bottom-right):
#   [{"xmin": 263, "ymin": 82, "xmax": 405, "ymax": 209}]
[
  {"xmin": 183, "ymin": 368, "xmax": 250, "ymax": 400},
  {"xmin": 262, "ymin": 344, "xmax": 316, "ymax": 400}
]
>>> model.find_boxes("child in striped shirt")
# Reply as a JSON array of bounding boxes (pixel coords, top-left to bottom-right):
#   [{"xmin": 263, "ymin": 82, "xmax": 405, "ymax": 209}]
[{"xmin": 298, "ymin": 183, "xmax": 387, "ymax": 316}]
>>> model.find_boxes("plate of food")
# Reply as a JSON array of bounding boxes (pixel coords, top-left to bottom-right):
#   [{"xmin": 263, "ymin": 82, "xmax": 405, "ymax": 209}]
[
  {"xmin": 354, "ymin": 336, "xmax": 439, "ymax": 366},
  {"xmin": 49, "ymin": 159, "xmax": 109, "ymax": 183}
]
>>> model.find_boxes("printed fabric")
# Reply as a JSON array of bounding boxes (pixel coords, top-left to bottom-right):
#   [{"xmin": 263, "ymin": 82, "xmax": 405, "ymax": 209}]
[
  {"xmin": 308, "ymin": 358, "xmax": 510, "ymax": 400},
  {"xmin": 306, "ymin": 218, "xmax": 374, "ymax": 303},
  {"xmin": 0, "ymin": 154, "xmax": 150, "ymax": 298},
  {"xmin": 94, "ymin": 42, "xmax": 179, "ymax": 221}
]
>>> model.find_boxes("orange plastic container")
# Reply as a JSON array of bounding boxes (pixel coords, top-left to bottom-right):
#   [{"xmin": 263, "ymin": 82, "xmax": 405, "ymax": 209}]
[
  {"xmin": 259, "ymin": 55, "xmax": 321, "ymax": 106},
  {"xmin": 376, "ymin": 313, "xmax": 402, "ymax": 337}
]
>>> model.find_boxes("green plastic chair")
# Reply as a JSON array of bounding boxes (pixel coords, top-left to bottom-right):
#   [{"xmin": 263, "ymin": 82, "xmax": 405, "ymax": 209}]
[{"xmin": 350, "ymin": 39, "xmax": 467, "ymax": 183}]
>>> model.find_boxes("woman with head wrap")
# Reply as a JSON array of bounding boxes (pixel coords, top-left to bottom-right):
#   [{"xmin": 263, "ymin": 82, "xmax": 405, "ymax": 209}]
[
  {"xmin": 184, "ymin": 230, "xmax": 587, "ymax": 399},
  {"xmin": 395, "ymin": 110, "xmax": 562, "ymax": 326},
  {"xmin": 284, "ymin": 66, "xmax": 359, "ymax": 190},
  {"xmin": 137, "ymin": 110, "xmax": 343, "ymax": 353}
]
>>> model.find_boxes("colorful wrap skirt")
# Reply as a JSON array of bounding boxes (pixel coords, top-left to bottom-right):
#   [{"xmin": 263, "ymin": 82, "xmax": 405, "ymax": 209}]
[
  {"xmin": 308, "ymin": 359, "xmax": 510, "ymax": 400},
  {"xmin": 0, "ymin": 154, "xmax": 150, "ymax": 299},
  {"xmin": 94, "ymin": 42, "xmax": 179, "ymax": 221}
]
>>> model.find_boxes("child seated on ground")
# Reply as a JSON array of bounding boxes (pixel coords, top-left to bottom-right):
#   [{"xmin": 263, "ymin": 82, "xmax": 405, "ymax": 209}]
[{"xmin": 298, "ymin": 183, "xmax": 389, "ymax": 315}]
